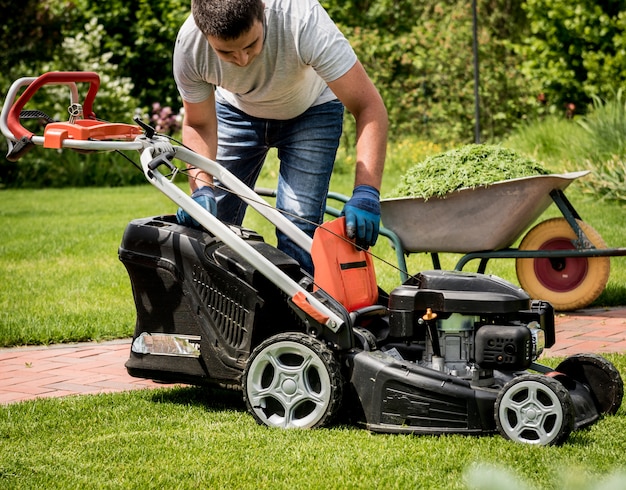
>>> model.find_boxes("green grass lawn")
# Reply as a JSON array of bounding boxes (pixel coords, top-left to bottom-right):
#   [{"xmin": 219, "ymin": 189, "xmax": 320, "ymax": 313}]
[
  {"xmin": 0, "ymin": 185, "xmax": 174, "ymax": 346},
  {"xmin": 1, "ymin": 353, "xmax": 625, "ymax": 489}
]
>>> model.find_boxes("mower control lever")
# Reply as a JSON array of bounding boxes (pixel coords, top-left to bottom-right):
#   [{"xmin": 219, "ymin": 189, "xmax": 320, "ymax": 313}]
[
  {"xmin": 147, "ymin": 151, "xmax": 177, "ymax": 172},
  {"xmin": 133, "ymin": 116, "xmax": 156, "ymax": 139}
]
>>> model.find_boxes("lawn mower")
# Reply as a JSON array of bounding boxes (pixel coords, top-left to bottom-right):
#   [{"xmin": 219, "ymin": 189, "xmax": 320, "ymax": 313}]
[{"xmin": 2, "ymin": 72, "xmax": 623, "ymax": 446}]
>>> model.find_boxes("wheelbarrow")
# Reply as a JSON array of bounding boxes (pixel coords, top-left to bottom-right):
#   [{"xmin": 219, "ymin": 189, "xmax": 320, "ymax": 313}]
[{"xmin": 377, "ymin": 173, "xmax": 626, "ymax": 310}]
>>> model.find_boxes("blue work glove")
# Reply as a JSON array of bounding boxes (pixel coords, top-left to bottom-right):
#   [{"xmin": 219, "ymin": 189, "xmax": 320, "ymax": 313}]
[
  {"xmin": 341, "ymin": 184, "xmax": 381, "ymax": 249},
  {"xmin": 176, "ymin": 186, "xmax": 217, "ymax": 228}
]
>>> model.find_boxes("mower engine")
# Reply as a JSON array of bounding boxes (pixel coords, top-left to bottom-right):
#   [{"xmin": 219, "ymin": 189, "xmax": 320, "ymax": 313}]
[
  {"xmin": 345, "ymin": 270, "xmax": 585, "ymax": 439},
  {"xmin": 380, "ymin": 270, "xmax": 552, "ymax": 383}
]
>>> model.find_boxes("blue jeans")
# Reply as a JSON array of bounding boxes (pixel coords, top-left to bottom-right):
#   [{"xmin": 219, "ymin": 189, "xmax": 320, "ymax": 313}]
[{"xmin": 214, "ymin": 99, "xmax": 344, "ymax": 273}]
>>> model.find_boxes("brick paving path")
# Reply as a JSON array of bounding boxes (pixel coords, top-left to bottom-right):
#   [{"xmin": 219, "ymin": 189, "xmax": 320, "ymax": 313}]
[
  {"xmin": 1, "ymin": 307, "xmax": 625, "ymax": 405},
  {"xmin": 549, "ymin": 307, "xmax": 626, "ymax": 356},
  {"xmin": 0, "ymin": 339, "xmax": 159, "ymax": 405}
]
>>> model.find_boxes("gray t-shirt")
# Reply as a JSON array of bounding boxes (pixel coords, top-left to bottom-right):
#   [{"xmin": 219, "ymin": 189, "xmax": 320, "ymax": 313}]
[{"xmin": 173, "ymin": 0, "xmax": 358, "ymax": 120}]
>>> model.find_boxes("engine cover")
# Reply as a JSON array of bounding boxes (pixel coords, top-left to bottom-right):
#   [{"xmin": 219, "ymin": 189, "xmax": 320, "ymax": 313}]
[
  {"xmin": 387, "ymin": 270, "xmax": 531, "ymax": 339},
  {"xmin": 475, "ymin": 325, "xmax": 532, "ymax": 370}
]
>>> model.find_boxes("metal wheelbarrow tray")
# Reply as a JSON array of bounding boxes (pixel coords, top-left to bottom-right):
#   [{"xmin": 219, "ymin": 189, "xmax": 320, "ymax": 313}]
[
  {"xmin": 380, "ymin": 172, "xmax": 626, "ymax": 310},
  {"xmin": 381, "ymin": 172, "xmax": 587, "ymax": 253}
]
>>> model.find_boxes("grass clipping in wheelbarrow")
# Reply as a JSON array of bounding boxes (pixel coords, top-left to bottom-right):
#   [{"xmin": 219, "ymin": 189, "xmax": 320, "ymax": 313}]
[{"xmin": 387, "ymin": 144, "xmax": 549, "ymax": 200}]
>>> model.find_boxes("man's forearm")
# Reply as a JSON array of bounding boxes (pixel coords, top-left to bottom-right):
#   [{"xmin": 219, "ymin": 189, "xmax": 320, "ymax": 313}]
[
  {"xmin": 353, "ymin": 103, "xmax": 388, "ymax": 191},
  {"xmin": 182, "ymin": 123, "xmax": 217, "ymax": 191}
]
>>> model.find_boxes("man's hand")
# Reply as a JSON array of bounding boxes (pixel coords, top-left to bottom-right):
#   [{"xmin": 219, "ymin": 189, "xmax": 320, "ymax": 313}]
[
  {"xmin": 176, "ymin": 186, "xmax": 217, "ymax": 228},
  {"xmin": 342, "ymin": 184, "xmax": 380, "ymax": 249}
]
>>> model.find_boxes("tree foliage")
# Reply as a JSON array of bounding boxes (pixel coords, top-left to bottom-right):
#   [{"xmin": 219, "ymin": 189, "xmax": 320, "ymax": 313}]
[
  {"xmin": 0, "ymin": 0, "xmax": 73, "ymax": 79},
  {"xmin": 516, "ymin": 0, "xmax": 626, "ymax": 115},
  {"xmin": 72, "ymin": 0, "xmax": 189, "ymax": 109},
  {"xmin": 330, "ymin": 0, "xmax": 539, "ymax": 143},
  {"xmin": 4, "ymin": 0, "xmax": 626, "ymax": 187}
]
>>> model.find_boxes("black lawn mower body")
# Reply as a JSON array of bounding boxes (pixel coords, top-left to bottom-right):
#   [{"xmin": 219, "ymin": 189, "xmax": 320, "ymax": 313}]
[{"xmin": 120, "ymin": 215, "xmax": 622, "ymax": 445}]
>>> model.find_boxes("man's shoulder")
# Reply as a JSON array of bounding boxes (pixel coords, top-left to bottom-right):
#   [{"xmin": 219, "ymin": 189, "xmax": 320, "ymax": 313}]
[
  {"xmin": 177, "ymin": 14, "xmax": 201, "ymax": 40},
  {"xmin": 265, "ymin": 0, "xmax": 324, "ymax": 17},
  {"xmin": 176, "ymin": 14, "xmax": 212, "ymax": 59}
]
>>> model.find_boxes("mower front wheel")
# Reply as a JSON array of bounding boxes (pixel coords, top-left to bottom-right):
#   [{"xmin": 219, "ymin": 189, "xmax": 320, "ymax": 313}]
[
  {"xmin": 495, "ymin": 374, "xmax": 575, "ymax": 446},
  {"xmin": 243, "ymin": 332, "xmax": 343, "ymax": 429}
]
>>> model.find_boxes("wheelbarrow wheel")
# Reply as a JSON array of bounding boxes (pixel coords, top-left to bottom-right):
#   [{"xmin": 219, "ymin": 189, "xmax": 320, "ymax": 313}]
[
  {"xmin": 243, "ymin": 332, "xmax": 343, "ymax": 429},
  {"xmin": 515, "ymin": 218, "xmax": 610, "ymax": 311}
]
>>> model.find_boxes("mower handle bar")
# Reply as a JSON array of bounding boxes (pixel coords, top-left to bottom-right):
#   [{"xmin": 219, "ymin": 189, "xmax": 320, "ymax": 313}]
[
  {"xmin": 0, "ymin": 72, "xmax": 144, "ymax": 155},
  {"xmin": 3, "ymin": 72, "xmax": 99, "ymax": 141}
]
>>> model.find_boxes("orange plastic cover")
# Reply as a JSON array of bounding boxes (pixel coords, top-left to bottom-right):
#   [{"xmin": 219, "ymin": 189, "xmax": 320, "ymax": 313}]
[
  {"xmin": 311, "ymin": 217, "xmax": 378, "ymax": 312},
  {"xmin": 43, "ymin": 120, "xmax": 143, "ymax": 148},
  {"xmin": 292, "ymin": 291, "xmax": 330, "ymax": 325}
]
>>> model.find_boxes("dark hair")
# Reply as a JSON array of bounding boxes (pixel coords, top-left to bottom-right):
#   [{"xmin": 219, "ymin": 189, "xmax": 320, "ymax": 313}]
[{"xmin": 192, "ymin": 0, "xmax": 265, "ymax": 40}]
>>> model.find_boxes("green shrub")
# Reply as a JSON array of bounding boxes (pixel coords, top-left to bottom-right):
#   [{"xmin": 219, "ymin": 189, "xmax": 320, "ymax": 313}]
[
  {"xmin": 6, "ymin": 0, "xmax": 626, "ymax": 188},
  {"xmin": 516, "ymin": 0, "xmax": 626, "ymax": 115},
  {"xmin": 503, "ymin": 116, "xmax": 590, "ymax": 171},
  {"xmin": 335, "ymin": 0, "xmax": 541, "ymax": 144},
  {"xmin": 1, "ymin": 149, "xmax": 147, "ymax": 189},
  {"xmin": 575, "ymin": 93, "xmax": 626, "ymax": 202},
  {"xmin": 0, "ymin": 0, "xmax": 72, "ymax": 80},
  {"xmin": 72, "ymin": 0, "xmax": 189, "ymax": 110},
  {"xmin": 577, "ymin": 90, "xmax": 626, "ymax": 160},
  {"xmin": 580, "ymin": 155, "xmax": 626, "ymax": 201}
]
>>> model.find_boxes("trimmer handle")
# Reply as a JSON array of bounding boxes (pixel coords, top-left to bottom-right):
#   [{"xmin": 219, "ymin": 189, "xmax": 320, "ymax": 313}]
[{"xmin": 6, "ymin": 71, "xmax": 100, "ymax": 140}]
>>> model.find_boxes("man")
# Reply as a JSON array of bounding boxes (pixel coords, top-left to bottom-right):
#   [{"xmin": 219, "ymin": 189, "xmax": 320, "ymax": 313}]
[{"xmin": 174, "ymin": 0, "xmax": 388, "ymax": 273}]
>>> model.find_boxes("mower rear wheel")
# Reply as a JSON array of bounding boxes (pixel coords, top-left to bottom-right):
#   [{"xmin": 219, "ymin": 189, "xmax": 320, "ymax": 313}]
[
  {"xmin": 495, "ymin": 374, "xmax": 574, "ymax": 446},
  {"xmin": 243, "ymin": 332, "xmax": 343, "ymax": 429},
  {"xmin": 555, "ymin": 353, "xmax": 624, "ymax": 415},
  {"xmin": 516, "ymin": 218, "xmax": 610, "ymax": 311}
]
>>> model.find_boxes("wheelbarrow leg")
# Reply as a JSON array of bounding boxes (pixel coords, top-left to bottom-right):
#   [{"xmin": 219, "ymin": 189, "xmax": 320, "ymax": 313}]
[
  {"xmin": 476, "ymin": 258, "xmax": 490, "ymax": 274},
  {"xmin": 550, "ymin": 189, "xmax": 593, "ymax": 248},
  {"xmin": 431, "ymin": 252, "xmax": 490, "ymax": 273},
  {"xmin": 453, "ymin": 254, "xmax": 490, "ymax": 273}
]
